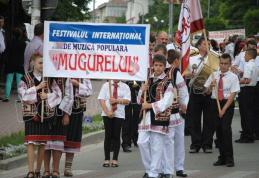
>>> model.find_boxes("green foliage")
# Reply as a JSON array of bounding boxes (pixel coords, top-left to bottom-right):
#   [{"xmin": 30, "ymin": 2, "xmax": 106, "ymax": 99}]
[
  {"xmin": 51, "ymin": 0, "xmax": 91, "ymax": 21},
  {"xmin": 116, "ymin": 16, "xmax": 126, "ymax": 24},
  {"xmin": 205, "ymin": 17, "xmax": 226, "ymax": 31},
  {"xmin": 243, "ymin": 9, "xmax": 259, "ymax": 35},
  {"xmin": 0, "ymin": 131, "xmax": 24, "ymax": 147}
]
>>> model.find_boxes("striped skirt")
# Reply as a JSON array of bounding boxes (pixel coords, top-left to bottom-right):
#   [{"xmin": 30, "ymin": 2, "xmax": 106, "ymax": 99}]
[{"xmin": 64, "ymin": 111, "xmax": 83, "ymax": 153}]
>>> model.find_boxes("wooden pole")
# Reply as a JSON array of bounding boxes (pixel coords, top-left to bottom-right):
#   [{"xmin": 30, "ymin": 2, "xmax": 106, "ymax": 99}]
[
  {"xmin": 108, "ymin": 80, "xmax": 113, "ymax": 114},
  {"xmin": 203, "ymin": 29, "xmax": 221, "ymax": 114},
  {"xmin": 41, "ymin": 78, "xmax": 45, "ymax": 123}
]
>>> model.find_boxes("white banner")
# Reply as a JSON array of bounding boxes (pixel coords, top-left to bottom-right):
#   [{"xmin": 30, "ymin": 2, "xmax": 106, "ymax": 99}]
[
  {"xmin": 43, "ymin": 21, "xmax": 150, "ymax": 81},
  {"xmin": 209, "ymin": 29, "xmax": 246, "ymax": 43}
]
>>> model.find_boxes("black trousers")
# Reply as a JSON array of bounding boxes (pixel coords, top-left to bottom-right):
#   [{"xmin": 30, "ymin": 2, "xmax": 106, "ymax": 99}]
[
  {"xmin": 212, "ymin": 100, "xmax": 235, "ymax": 162},
  {"xmin": 188, "ymin": 92, "xmax": 214, "ymax": 149},
  {"xmin": 238, "ymin": 86, "xmax": 256, "ymax": 140},
  {"xmin": 103, "ymin": 116, "xmax": 123, "ymax": 161},
  {"xmin": 254, "ymin": 82, "xmax": 259, "ymax": 137},
  {"xmin": 122, "ymin": 104, "xmax": 141, "ymax": 147}
]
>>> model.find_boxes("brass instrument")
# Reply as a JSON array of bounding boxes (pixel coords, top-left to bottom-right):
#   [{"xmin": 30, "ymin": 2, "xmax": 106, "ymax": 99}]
[{"xmin": 189, "ymin": 50, "xmax": 220, "ymax": 94}]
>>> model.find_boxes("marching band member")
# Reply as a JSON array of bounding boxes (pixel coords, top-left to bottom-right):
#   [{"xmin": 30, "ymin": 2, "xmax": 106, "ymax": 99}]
[
  {"xmin": 18, "ymin": 54, "xmax": 62, "ymax": 178},
  {"xmin": 43, "ymin": 78, "xmax": 74, "ymax": 178},
  {"xmin": 187, "ymin": 37, "xmax": 214, "ymax": 153},
  {"xmin": 98, "ymin": 80, "xmax": 131, "ymax": 167},
  {"xmin": 137, "ymin": 54, "xmax": 175, "ymax": 178},
  {"xmin": 63, "ymin": 78, "xmax": 92, "ymax": 176},
  {"xmin": 204, "ymin": 53, "xmax": 240, "ymax": 167},
  {"xmin": 160, "ymin": 50, "xmax": 189, "ymax": 178}
]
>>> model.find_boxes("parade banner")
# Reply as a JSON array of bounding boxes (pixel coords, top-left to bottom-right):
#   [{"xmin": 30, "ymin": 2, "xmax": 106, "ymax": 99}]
[
  {"xmin": 209, "ymin": 29, "xmax": 246, "ymax": 43},
  {"xmin": 43, "ymin": 21, "xmax": 150, "ymax": 81}
]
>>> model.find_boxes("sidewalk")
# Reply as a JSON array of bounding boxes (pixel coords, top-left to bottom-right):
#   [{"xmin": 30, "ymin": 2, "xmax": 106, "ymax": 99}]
[{"xmin": 0, "ymin": 80, "xmax": 104, "ymax": 137}]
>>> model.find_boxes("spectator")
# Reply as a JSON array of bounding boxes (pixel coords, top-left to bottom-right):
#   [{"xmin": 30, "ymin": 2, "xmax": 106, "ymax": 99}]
[
  {"xmin": 24, "ymin": 23, "xmax": 43, "ymax": 73},
  {"xmin": 2, "ymin": 27, "xmax": 26, "ymax": 102}
]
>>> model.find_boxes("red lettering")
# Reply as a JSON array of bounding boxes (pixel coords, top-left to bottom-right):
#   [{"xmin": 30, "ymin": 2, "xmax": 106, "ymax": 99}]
[
  {"xmin": 104, "ymin": 55, "xmax": 111, "ymax": 72},
  {"xmin": 87, "ymin": 54, "xmax": 95, "ymax": 71},
  {"xmin": 58, "ymin": 53, "xmax": 68, "ymax": 70},
  {"xmin": 68, "ymin": 53, "xmax": 77, "ymax": 70},
  {"xmin": 96, "ymin": 55, "xmax": 104, "ymax": 71},
  {"xmin": 112, "ymin": 55, "xmax": 118, "ymax": 72},
  {"xmin": 119, "ymin": 56, "xmax": 127, "ymax": 72},
  {"xmin": 78, "ymin": 53, "xmax": 87, "ymax": 71}
]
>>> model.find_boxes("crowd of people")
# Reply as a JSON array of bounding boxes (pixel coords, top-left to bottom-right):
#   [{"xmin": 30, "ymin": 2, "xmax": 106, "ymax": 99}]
[{"xmin": 0, "ymin": 14, "xmax": 259, "ymax": 178}]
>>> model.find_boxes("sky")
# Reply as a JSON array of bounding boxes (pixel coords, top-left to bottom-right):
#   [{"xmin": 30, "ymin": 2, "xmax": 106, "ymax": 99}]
[{"xmin": 88, "ymin": 0, "xmax": 109, "ymax": 11}]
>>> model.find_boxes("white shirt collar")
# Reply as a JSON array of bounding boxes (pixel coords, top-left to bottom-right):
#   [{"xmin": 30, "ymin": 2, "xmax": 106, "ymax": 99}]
[{"xmin": 150, "ymin": 72, "xmax": 166, "ymax": 79}]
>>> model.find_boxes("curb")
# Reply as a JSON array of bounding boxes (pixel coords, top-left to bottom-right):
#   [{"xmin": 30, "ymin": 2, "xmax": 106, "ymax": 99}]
[{"xmin": 0, "ymin": 130, "xmax": 104, "ymax": 170}]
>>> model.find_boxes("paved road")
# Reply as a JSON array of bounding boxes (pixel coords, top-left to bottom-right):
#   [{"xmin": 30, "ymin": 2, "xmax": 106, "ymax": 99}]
[{"xmin": 1, "ymin": 109, "xmax": 259, "ymax": 178}]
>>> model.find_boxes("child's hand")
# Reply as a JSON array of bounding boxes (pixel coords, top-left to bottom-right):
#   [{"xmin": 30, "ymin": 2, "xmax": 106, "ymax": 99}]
[
  {"xmin": 39, "ymin": 92, "xmax": 47, "ymax": 100},
  {"xmin": 107, "ymin": 111, "xmax": 114, "ymax": 118},
  {"xmin": 36, "ymin": 81, "xmax": 47, "ymax": 90},
  {"xmin": 109, "ymin": 98, "xmax": 117, "ymax": 104},
  {"xmin": 141, "ymin": 83, "xmax": 148, "ymax": 92},
  {"xmin": 62, "ymin": 114, "xmax": 70, "ymax": 125},
  {"xmin": 71, "ymin": 79, "xmax": 79, "ymax": 87}
]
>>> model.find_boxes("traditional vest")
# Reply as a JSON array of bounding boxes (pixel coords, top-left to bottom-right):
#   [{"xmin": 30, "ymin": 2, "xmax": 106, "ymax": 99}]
[
  {"xmin": 166, "ymin": 67, "xmax": 180, "ymax": 114},
  {"xmin": 141, "ymin": 72, "xmax": 173, "ymax": 126},
  {"xmin": 22, "ymin": 73, "xmax": 55, "ymax": 121},
  {"xmin": 72, "ymin": 79, "xmax": 87, "ymax": 112}
]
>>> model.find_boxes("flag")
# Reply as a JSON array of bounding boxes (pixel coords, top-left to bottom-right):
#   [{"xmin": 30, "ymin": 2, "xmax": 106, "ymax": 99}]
[{"xmin": 176, "ymin": 0, "xmax": 204, "ymax": 73}]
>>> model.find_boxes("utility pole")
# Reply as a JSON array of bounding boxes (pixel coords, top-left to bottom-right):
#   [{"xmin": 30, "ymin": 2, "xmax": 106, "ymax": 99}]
[
  {"xmin": 31, "ymin": 0, "xmax": 41, "ymax": 26},
  {"xmin": 168, "ymin": 2, "xmax": 173, "ymax": 36},
  {"xmin": 93, "ymin": 0, "xmax": 95, "ymax": 22},
  {"xmin": 207, "ymin": 0, "xmax": 210, "ymax": 18}
]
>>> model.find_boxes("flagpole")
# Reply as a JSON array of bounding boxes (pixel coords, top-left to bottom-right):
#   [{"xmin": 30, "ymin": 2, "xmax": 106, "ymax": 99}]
[{"xmin": 202, "ymin": 29, "xmax": 221, "ymax": 113}]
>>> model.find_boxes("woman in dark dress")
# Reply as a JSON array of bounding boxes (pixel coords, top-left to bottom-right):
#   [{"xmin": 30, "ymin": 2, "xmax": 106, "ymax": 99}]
[{"xmin": 3, "ymin": 26, "xmax": 26, "ymax": 102}]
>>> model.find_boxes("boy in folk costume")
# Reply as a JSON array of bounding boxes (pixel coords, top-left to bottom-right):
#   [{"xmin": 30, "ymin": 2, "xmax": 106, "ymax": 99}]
[
  {"xmin": 42, "ymin": 78, "xmax": 74, "ymax": 178},
  {"xmin": 160, "ymin": 50, "xmax": 189, "ymax": 178},
  {"xmin": 63, "ymin": 78, "xmax": 93, "ymax": 176},
  {"xmin": 18, "ymin": 54, "xmax": 62, "ymax": 178},
  {"xmin": 137, "ymin": 54, "xmax": 175, "ymax": 178},
  {"xmin": 204, "ymin": 53, "xmax": 240, "ymax": 167}
]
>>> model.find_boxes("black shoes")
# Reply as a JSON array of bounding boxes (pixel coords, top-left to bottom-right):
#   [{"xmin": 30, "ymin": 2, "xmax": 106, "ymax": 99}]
[
  {"xmin": 176, "ymin": 170, "xmax": 187, "ymax": 177},
  {"xmin": 202, "ymin": 147, "xmax": 212, "ymax": 153},
  {"xmin": 189, "ymin": 148, "xmax": 199, "ymax": 153},
  {"xmin": 213, "ymin": 159, "xmax": 226, "ymax": 166},
  {"xmin": 235, "ymin": 138, "xmax": 254, "ymax": 143},
  {"xmin": 226, "ymin": 161, "xmax": 235, "ymax": 167},
  {"xmin": 122, "ymin": 145, "xmax": 132, "ymax": 152},
  {"xmin": 2, "ymin": 98, "xmax": 9, "ymax": 102}
]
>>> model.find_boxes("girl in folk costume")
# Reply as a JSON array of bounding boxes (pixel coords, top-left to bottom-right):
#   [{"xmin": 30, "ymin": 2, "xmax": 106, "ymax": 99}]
[
  {"xmin": 137, "ymin": 54, "xmax": 175, "ymax": 178},
  {"xmin": 42, "ymin": 78, "xmax": 74, "ymax": 178},
  {"xmin": 160, "ymin": 50, "xmax": 189, "ymax": 178},
  {"xmin": 63, "ymin": 78, "xmax": 92, "ymax": 176},
  {"xmin": 98, "ymin": 80, "xmax": 131, "ymax": 167},
  {"xmin": 18, "ymin": 54, "xmax": 62, "ymax": 178}
]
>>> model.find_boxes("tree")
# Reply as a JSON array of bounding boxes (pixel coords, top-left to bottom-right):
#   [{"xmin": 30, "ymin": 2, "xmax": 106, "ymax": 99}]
[
  {"xmin": 51, "ymin": 0, "xmax": 91, "ymax": 21},
  {"xmin": 243, "ymin": 9, "xmax": 259, "ymax": 35}
]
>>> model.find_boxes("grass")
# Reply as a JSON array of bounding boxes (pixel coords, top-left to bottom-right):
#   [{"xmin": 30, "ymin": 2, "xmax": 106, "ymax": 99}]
[
  {"xmin": 0, "ymin": 131, "xmax": 25, "ymax": 147},
  {"xmin": 0, "ymin": 115, "xmax": 103, "ymax": 147}
]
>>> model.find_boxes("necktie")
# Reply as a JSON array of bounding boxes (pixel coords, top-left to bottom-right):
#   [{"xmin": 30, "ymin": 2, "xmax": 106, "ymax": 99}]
[
  {"xmin": 218, "ymin": 74, "xmax": 224, "ymax": 101},
  {"xmin": 112, "ymin": 82, "xmax": 118, "ymax": 112}
]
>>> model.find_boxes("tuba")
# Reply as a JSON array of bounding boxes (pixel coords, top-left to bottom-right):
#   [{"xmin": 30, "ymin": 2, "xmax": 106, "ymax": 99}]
[{"xmin": 189, "ymin": 50, "xmax": 220, "ymax": 94}]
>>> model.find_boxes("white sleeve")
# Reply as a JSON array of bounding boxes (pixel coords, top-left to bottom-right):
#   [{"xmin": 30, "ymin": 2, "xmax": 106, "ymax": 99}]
[
  {"xmin": 151, "ymin": 83, "xmax": 174, "ymax": 114},
  {"xmin": 46, "ymin": 80, "xmax": 62, "ymax": 108},
  {"xmin": 97, "ymin": 82, "xmax": 109, "ymax": 100},
  {"xmin": 204, "ymin": 73, "xmax": 213, "ymax": 88},
  {"xmin": 137, "ymin": 89, "xmax": 143, "ymax": 104},
  {"xmin": 59, "ymin": 79, "xmax": 74, "ymax": 115},
  {"xmin": 18, "ymin": 80, "xmax": 37, "ymax": 104},
  {"xmin": 243, "ymin": 62, "xmax": 252, "ymax": 79},
  {"xmin": 175, "ymin": 71, "xmax": 189, "ymax": 106},
  {"xmin": 78, "ymin": 79, "xmax": 93, "ymax": 97},
  {"xmin": 230, "ymin": 75, "xmax": 240, "ymax": 93},
  {"xmin": 122, "ymin": 84, "xmax": 131, "ymax": 102}
]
